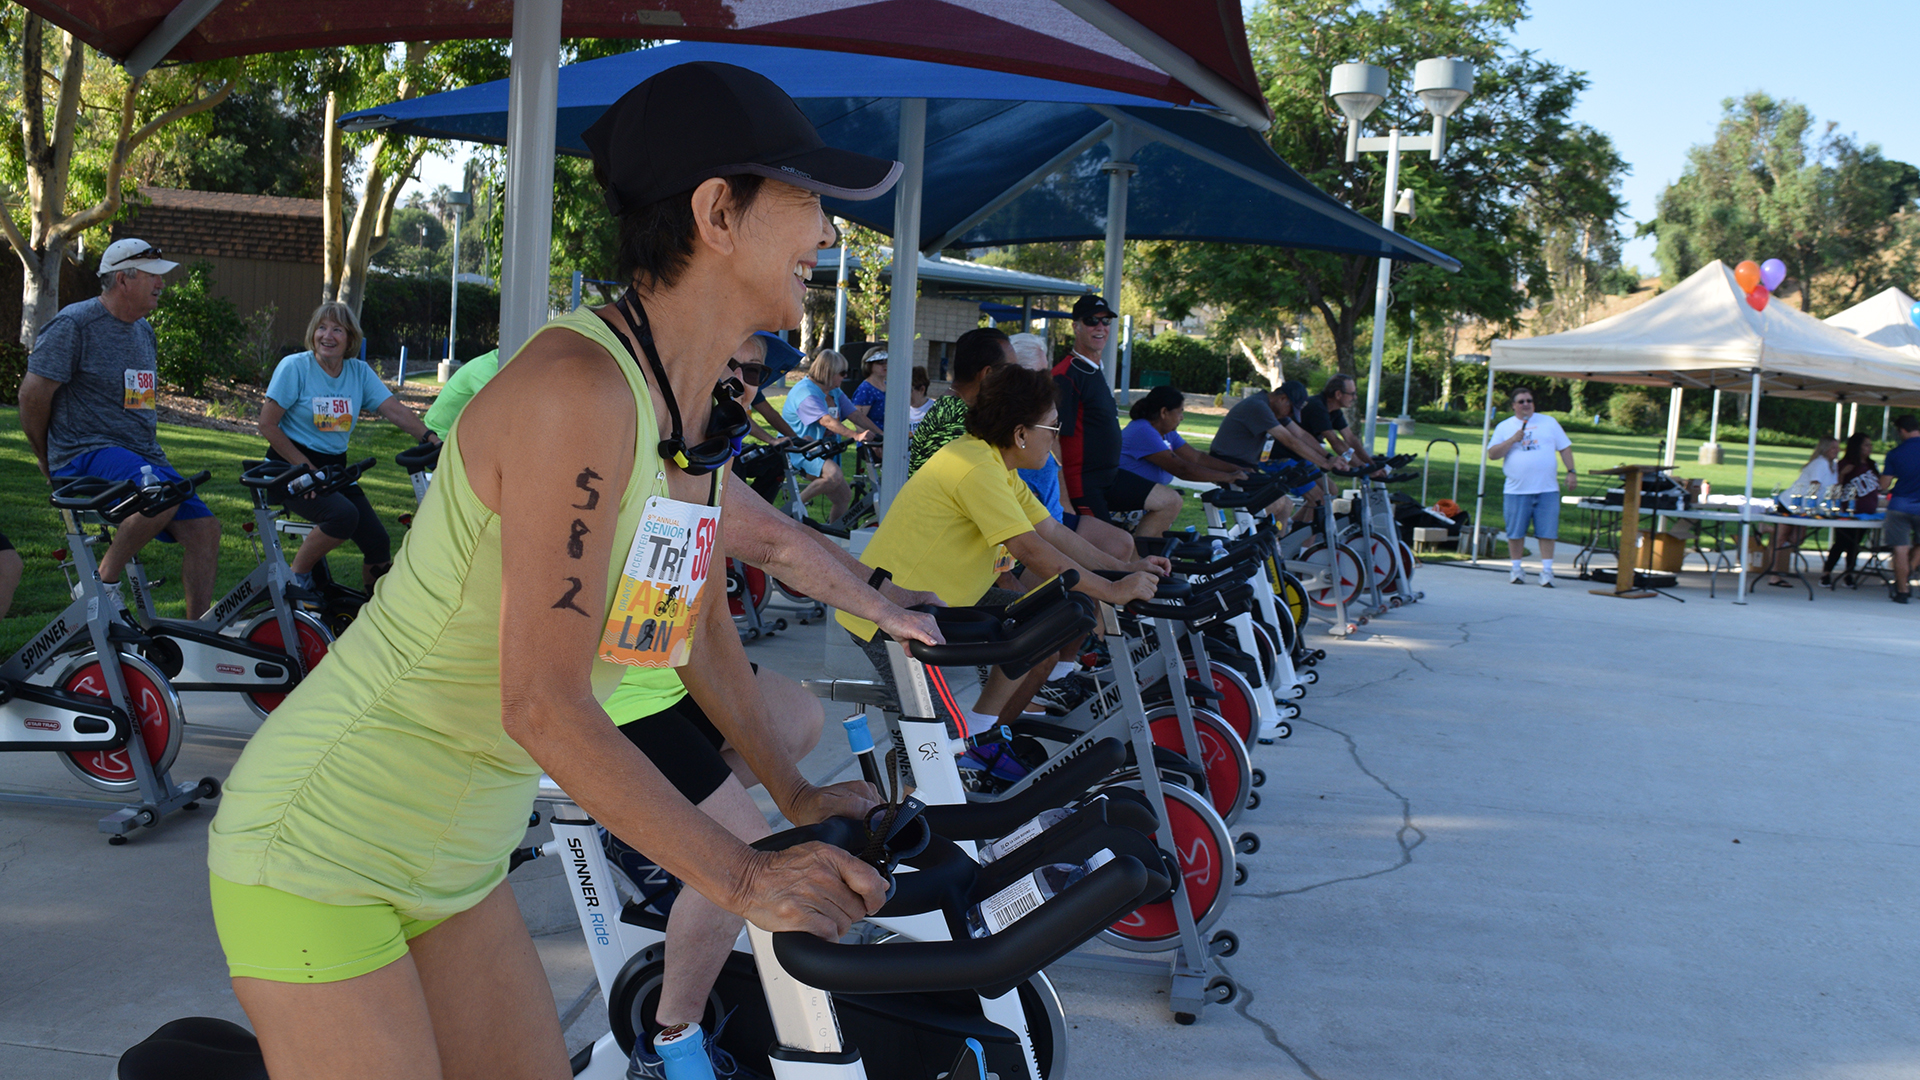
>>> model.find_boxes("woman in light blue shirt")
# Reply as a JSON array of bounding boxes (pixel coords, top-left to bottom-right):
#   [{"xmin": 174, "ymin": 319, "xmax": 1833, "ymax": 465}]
[{"xmin": 257, "ymin": 302, "xmax": 436, "ymax": 589}]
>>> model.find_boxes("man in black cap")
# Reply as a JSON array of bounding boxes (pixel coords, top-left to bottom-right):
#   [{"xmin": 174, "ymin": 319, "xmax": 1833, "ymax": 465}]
[{"xmin": 1054, "ymin": 293, "xmax": 1176, "ymax": 530}]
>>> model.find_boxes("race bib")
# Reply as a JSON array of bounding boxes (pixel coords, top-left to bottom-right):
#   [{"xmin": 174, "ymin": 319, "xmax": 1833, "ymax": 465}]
[
  {"xmin": 123, "ymin": 369, "xmax": 155, "ymax": 410},
  {"xmin": 993, "ymin": 544, "xmax": 1016, "ymax": 575},
  {"xmin": 599, "ymin": 494, "xmax": 721, "ymax": 668},
  {"xmin": 311, "ymin": 396, "xmax": 354, "ymax": 432}
]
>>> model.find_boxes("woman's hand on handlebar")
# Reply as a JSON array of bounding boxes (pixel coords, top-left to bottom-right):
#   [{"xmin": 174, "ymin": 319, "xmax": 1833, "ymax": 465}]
[
  {"xmin": 1086, "ymin": 570, "xmax": 1159, "ymax": 607},
  {"xmin": 734, "ymin": 842, "xmax": 888, "ymax": 940},
  {"xmin": 878, "ymin": 579, "xmax": 942, "ymax": 611},
  {"xmin": 1129, "ymin": 555, "xmax": 1172, "ymax": 578},
  {"xmin": 785, "ymin": 778, "xmax": 882, "ymax": 826},
  {"xmin": 874, "ymin": 604, "xmax": 945, "ymax": 647}
]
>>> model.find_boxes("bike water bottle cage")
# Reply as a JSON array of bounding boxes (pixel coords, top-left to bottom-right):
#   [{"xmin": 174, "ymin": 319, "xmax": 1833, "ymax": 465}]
[{"xmin": 611, "ymin": 291, "xmax": 749, "ymax": 476}]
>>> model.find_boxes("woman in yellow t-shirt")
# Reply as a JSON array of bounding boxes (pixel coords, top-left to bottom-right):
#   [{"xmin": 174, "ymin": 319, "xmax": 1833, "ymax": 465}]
[
  {"xmin": 839, "ymin": 364, "xmax": 1168, "ymax": 737},
  {"xmin": 205, "ymin": 63, "xmax": 907, "ymax": 1080}
]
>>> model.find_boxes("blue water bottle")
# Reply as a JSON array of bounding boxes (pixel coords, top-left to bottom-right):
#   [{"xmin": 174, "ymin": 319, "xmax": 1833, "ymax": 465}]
[{"xmin": 639, "ymin": 1022, "xmax": 715, "ymax": 1080}]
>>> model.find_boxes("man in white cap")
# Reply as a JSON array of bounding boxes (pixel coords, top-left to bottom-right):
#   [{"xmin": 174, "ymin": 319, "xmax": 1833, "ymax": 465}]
[{"xmin": 19, "ymin": 238, "xmax": 222, "ymax": 617}]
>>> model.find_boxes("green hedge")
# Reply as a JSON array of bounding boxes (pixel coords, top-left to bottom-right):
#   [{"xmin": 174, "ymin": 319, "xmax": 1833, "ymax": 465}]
[
  {"xmin": 148, "ymin": 261, "xmax": 257, "ymax": 395},
  {"xmin": 1128, "ymin": 332, "xmax": 1251, "ymax": 393},
  {"xmin": 360, "ymin": 276, "xmax": 500, "ymax": 364}
]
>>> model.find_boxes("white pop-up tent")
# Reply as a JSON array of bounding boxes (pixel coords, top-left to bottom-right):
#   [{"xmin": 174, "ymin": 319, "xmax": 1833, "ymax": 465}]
[
  {"xmin": 1826, "ymin": 287, "xmax": 1920, "ymax": 360},
  {"xmin": 1825, "ymin": 287, "xmax": 1920, "ymax": 439},
  {"xmin": 1484, "ymin": 260, "xmax": 1920, "ymax": 603}
]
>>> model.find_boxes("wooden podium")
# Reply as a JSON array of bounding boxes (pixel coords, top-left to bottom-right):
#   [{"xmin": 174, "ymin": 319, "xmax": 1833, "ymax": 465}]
[{"xmin": 1590, "ymin": 464, "xmax": 1666, "ymax": 600}]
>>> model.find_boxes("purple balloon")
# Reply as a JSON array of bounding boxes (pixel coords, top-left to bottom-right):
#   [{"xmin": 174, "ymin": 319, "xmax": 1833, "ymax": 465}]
[
  {"xmin": 1760, "ymin": 258, "xmax": 1787, "ymax": 292},
  {"xmin": 1911, "ymin": 301, "xmax": 1920, "ymax": 329}
]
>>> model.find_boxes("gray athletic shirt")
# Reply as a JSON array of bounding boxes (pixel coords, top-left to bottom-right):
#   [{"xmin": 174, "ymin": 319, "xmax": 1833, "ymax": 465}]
[
  {"xmin": 27, "ymin": 298, "xmax": 167, "ymax": 470},
  {"xmin": 1212, "ymin": 393, "xmax": 1292, "ymax": 464}
]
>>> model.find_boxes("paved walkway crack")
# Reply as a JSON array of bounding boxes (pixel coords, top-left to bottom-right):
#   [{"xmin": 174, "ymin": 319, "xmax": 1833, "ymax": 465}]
[
  {"xmin": 1215, "ymin": 957, "xmax": 1326, "ymax": 1079},
  {"xmin": 1243, "ymin": 716, "xmax": 1425, "ymax": 899}
]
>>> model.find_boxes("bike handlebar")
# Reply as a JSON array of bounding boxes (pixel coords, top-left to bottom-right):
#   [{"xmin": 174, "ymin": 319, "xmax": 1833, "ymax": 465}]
[
  {"xmin": 394, "ymin": 440, "xmax": 441, "ymax": 473},
  {"xmin": 52, "ymin": 470, "xmax": 211, "ymax": 524},
  {"xmin": 761, "ymin": 810, "xmax": 1158, "ymax": 1000},
  {"xmin": 240, "ymin": 457, "xmax": 377, "ymax": 501}
]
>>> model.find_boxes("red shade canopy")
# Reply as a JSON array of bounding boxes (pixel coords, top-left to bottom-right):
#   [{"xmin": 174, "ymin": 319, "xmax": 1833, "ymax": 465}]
[{"xmin": 19, "ymin": 0, "xmax": 1271, "ymax": 128}]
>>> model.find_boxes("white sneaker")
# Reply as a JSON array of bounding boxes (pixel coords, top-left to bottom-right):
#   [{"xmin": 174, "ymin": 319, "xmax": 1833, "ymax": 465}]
[
  {"xmin": 1509, "ymin": 571, "xmax": 1526, "ymax": 585},
  {"xmin": 1540, "ymin": 576, "xmax": 1555, "ymax": 588}
]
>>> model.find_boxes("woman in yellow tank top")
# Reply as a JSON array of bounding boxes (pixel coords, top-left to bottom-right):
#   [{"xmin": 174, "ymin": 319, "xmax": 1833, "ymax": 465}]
[{"xmin": 205, "ymin": 63, "xmax": 907, "ymax": 1079}]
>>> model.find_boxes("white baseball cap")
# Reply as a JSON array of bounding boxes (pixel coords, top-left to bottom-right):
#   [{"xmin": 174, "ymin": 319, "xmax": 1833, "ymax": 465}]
[{"xmin": 99, "ymin": 238, "xmax": 179, "ymax": 276}]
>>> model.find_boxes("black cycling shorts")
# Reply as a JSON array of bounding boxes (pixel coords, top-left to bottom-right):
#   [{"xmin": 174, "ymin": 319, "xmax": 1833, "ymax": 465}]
[
  {"xmin": 612, "ymin": 662, "xmax": 757, "ymax": 805},
  {"xmin": 1103, "ymin": 469, "xmax": 1158, "ymax": 515}
]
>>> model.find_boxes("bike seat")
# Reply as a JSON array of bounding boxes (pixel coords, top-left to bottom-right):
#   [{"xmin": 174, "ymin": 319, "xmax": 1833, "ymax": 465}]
[{"xmin": 118, "ymin": 1016, "xmax": 266, "ymax": 1080}]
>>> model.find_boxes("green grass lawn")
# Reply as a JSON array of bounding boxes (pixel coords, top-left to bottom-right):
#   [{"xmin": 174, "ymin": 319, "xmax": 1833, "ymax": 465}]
[
  {"xmin": 1166, "ymin": 410, "xmax": 1814, "ymax": 544},
  {"xmin": 0, "ymin": 408, "xmax": 424, "ymax": 655},
  {"xmin": 3, "ymin": 397, "xmax": 1819, "ymax": 654}
]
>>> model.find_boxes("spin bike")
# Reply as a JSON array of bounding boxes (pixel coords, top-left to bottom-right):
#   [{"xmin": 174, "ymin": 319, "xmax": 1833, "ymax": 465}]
[
  {"xmin": 113, "ymin": 460, "xmax": 361, "ymax": 718},
  {"xmin": 818, "ymin": 574, "xmax": 1250, "ymax": 1022},
  {"xmin": 0, "ymin": 473, "xmax": 220, "ymax": 840},
  {"xmin": 118, "ymin": 761, "xmax": 1168, "ymax": 1080}
]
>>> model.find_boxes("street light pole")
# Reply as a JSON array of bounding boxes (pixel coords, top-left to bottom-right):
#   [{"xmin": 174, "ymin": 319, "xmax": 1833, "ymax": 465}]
[
  {"xmin": 445, "ymin": 189, "xmax": 471, "ymax": 373},
  {"xmin": 1361, "ymin": 126, "xmax": 1401, "ymax": 454},
  {"xmin": 1330, "ymin": 58, "xmax": 1474, "ymax": 453}
]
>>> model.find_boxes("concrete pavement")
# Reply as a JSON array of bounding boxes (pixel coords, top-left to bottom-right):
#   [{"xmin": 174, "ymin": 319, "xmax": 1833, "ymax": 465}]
[{"xmin": 3, "ymin": 562, "xmax": 1918, "ymax": 1079}]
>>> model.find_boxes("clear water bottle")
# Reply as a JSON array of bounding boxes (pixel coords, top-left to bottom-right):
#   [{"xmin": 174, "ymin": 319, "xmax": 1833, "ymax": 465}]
[
  {"xmin": 630, "ymin": 1022, "xmax": 716, "ymax": 1080},
  {"xmin": 965, "ymin": 848, "xmax": 1114, "ymax": 939},
  {"xmin": 978, "ymin": 807, "xmax": 1073, "ymax": 863},
  {"xmin": 138, "ymin": 464, "xmax": 159, "ymax": 490},
  {"xmin": 286, "ymin": 470, "xmax": 318, "ymax": 496}
]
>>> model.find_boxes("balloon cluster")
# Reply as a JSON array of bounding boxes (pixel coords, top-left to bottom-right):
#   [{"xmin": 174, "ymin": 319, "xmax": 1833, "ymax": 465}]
[
  {"xmin": 1734, "ymin": 259, "xmax": 1786, "ymax": 311},
  {"xmin": 1910, "ymin": 300, "xmax": 1920, "ymax": 330}
]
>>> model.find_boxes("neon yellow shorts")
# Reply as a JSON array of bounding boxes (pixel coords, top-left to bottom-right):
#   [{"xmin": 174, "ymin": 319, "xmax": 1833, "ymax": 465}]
[{"xmin": 208, "ymin": 873, "xmax": 448, "ymax": 983}]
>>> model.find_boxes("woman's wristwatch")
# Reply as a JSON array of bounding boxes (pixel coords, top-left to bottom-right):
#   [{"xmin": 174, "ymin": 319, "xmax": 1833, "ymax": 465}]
[{"xmin": 867, "ymin": 566, "xmax": 892, "ymax": 590}]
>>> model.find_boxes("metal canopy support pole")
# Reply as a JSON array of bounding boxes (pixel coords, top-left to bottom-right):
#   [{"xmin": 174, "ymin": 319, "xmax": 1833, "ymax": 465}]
[
  {"xmin": 1834, "ymin": 402, "xmax": 1844, "ymax": 439},
  {"xmin": 1710, "ymin": 388, "xmax": 1721, "ymax": 443},
  {"xmin": 1361, "ymin": 128, "xmax": 1402, "ymax": 454},
  {"xmin": 496, "ymin": 0, "xmax": 561, "ymax": 361},
  {"xmin": 880, "ymin": 98, "xmax": 926, "ymax": 518},
  {"xmin": 1885, "ymin": 406, "xmax": 1893, "ymax": 442},
  {"xmin": 1100, "ymin": 127, "xmax": 1137, "ymax": 391},
  {"xmin": 446, "ymin": 205, "xmax": 463, "ymax": 361},
  {"xmin": 1849, "ymin": 402, "xmax": 1859, "ymax": 436},
  {"xmin": 1663, "ymin": 386, "xmax": 1683, "ymax": 467},
  {"xmin": 1735, "ymin": 369, "xmax": 1762, "ymax": 605},
  {"xmin": 1470, "ymin": 363, "xmax": 1495, "ymax": 565},
  {"xmin": 832, "ymin": 232, "xmax": 848, "ymax": 351},
  {"xmin": 124, "ymin": 0, "xmax": 225, "ymax": 79}
]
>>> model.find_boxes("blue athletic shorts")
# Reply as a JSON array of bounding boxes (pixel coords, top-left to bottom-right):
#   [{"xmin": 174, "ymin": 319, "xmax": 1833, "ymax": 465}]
[
  {"xmin": 53, "ymin": 447, "xmax": 212, "ymax": 541},
  {"xmin": 1502, "ymin": 491, "xmax": 1560, "ymax": 541}
]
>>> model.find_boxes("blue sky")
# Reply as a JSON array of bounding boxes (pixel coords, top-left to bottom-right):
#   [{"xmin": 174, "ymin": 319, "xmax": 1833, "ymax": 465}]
[
  {"xmin": 417, "ymin": 6, "xmax": 1915, "ymax": 279},
  {"xmin": 1509, "ymin": 0, "xmax": 1917, "ymax": 274}
]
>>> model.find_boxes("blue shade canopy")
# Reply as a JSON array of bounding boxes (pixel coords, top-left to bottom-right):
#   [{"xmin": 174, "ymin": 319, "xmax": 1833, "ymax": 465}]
[{"xmin": 343, "ymin": 42, "xmax": 1458, "ymax": 270}]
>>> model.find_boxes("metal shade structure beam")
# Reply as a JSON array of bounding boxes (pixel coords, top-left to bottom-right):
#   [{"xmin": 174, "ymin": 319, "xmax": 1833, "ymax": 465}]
[{"xmin": 23, "ymin": 0, "xmax": 1273, "ymax": 125}]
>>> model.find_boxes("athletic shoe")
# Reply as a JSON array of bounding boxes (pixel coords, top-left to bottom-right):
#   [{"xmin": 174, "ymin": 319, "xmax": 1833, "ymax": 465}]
[
  {"xmin": 1032, "ymin": 673, "xmax": 1096, "ymax": 715},
  {"xmin": 1539, "ymin": 578, "xmax": 1555, "ymax": 588},
  {"xmin": 1509, "ymin": 572, "xmax": 1526, "ymax": 585},
  {"xmin": 627, "ymin": 1010, "xmax": 747, "ymax": 1078},
  {"xmin": 598, "ymin": 827, "xmax": 681, "ymax": 918},
  {"xmin": 1895, "ymin": 592, "xmax": 1910, "ymax": 605},
  {"xmin": 956, "ymin": 743, "xmax": 1033, "ymax": 784}
]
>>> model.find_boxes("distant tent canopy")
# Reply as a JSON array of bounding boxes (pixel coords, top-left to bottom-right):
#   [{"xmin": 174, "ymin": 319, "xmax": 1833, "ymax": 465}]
[
  {"xmin": 1824, "ymin": 287, "xmax": 1920, "ymax": 364},
  {"xmin": 1491, "ymin": 261, "xmax": 1920, "ymax": 406}
]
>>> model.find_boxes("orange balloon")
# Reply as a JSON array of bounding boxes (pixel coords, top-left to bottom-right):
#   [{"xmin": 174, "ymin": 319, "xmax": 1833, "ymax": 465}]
[
  {"xmin": 1747, "ymin": 285, "xmax": 1769, "ymax": 311},
  {"xmin": 1735, "ymin": 260, "xmax": 1762, "ymax": 292}
]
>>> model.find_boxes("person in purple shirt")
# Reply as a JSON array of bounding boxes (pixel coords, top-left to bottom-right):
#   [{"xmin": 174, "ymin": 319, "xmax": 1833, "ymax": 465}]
[
  {"xmin": 1878, "ymin": 414, "xmax": 1920, "ymax": 603},
  {"xmin": 850, "ymin": 346, "xmax": 888, "ymax": 431},
  {"xmin": 1117, "ymin": 386, "xmax": 1247, "ymax": 535}
]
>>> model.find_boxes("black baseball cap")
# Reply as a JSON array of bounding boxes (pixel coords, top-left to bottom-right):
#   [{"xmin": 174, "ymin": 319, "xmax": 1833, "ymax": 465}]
[
  {"xmin": 583, "ymin": 62, "xmax": 903, "ymax": 215},
  {"xmin": 1071, "ymin": 294, "xmax": 1117, "ymax": 321}
]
